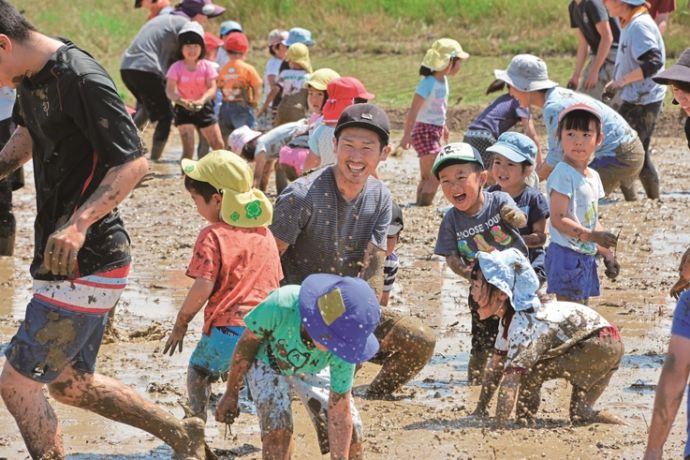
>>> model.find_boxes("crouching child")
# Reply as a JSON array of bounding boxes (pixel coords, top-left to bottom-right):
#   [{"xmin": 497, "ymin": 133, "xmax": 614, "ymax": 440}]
[{"xmin": 215, "ymin": 274, "xmax": 381, "ymax": 459}]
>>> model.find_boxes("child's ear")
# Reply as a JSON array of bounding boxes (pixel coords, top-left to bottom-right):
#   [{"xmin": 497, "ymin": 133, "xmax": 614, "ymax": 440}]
[
  {"xmin": 596, "ymin": 131, "xmax": 605, "ymax": 148},
  {"xmin": 478, "ymin": 169, "xmax": 488, "ymax": 187}
]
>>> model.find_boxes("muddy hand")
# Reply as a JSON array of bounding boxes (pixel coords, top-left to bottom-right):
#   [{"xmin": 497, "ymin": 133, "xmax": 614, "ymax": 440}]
[
  {"xmin": 590, "ymin": 230, "xmax": 618, "ymax": 248},
  {"xmin": 215, "ymin": 393, "xmax": 240, "ymax": 425},
  {"xmin": 499, "ymin": 206, "xmax": 527, "ymax": 229},
  {"xmin": 163, "ymin": 323, "xmax": 187, "ymax": 356},
  {"xmin": 43, "ymin": 222, "xmax": 86, "ymax": 277},
  {"xmin": 604, "ymin": 256, "xmax": 620, "ymax": 280}
]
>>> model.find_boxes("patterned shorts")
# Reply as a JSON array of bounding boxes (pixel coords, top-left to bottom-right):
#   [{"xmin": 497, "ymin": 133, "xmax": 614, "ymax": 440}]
[{"xmin": 412, "ymin": 122, "xmax": 444, "ymax": 157}]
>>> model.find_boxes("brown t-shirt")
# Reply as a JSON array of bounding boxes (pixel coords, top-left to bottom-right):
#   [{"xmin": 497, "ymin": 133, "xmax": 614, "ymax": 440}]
[{"xmin": 186, "ymin": 222, "xmax": 283, "ymax": 334}]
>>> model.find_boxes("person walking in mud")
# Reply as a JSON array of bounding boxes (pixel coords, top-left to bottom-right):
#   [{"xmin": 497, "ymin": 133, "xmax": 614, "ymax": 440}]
[
  {"xmin": 471, "ymin": 248, "xmax": 624, "ymax": 427},
  {"xmin": 269, "ymin": 103, "xmax": 436, "ymax": 404},
  {"xmin": 0, "ymin": 3, "xmax": 207, "ymax": 458}
]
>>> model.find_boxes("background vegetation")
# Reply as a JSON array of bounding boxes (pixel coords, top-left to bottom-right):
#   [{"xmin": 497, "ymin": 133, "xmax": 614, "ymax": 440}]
[{"xmin": 14, "ymin": 0, "xmax": 690, "ymax": 107}]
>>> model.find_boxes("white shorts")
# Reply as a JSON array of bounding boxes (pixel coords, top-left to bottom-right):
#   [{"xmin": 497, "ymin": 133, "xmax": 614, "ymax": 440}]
[{"xmin": 247, "ymin": 360, "xmax": 363, "ymax": 455}]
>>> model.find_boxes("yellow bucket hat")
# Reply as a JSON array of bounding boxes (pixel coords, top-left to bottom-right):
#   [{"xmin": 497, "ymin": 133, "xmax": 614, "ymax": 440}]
[
  {"xmin": 181, "ymin": 150, "xmax": 273, "ymax": 228},
  {"xmin": 286, "ymin": 43, "xmax": 313, "ymax": 73},
  {"xmin": 421, "ymin": 38, "xmax": 469, "ymax": 71},
  {"xmin": 306, "ymin": 68, "xmax": 340, "ymax": 91}
]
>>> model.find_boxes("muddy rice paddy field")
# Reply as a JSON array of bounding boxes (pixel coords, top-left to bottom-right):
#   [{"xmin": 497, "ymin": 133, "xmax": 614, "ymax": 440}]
[{"xmin": 0, "ymin": 109, "xmax": 689, "ymax": 459}]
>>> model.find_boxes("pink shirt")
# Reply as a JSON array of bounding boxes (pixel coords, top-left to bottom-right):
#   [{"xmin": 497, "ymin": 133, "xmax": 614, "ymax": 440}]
[{"xmin": 166, "ymin": 59, "xmax": 218, "ymax": 101}]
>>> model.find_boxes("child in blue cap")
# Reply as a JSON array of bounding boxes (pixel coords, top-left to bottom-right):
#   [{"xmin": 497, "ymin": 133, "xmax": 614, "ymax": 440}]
[
  {"xmin": 486, "ymin": 132, "xmax": 549, "ymax": 283},
  {"xmin": 216, "ymin": 274, "xmax": 380, "ymax": 459}
]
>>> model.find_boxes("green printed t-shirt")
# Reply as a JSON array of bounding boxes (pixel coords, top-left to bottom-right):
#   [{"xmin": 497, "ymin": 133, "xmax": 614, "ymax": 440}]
[{"xmin": 244, "ymin": 285, "xmax": 356, "ymax": 394}]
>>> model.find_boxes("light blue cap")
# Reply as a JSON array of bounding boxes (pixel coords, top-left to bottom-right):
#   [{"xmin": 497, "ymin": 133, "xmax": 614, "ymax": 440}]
[
  {"xmin": 476, "ymin": 248, "xmax": 541, "ymax": 312},
  {"xmin": 283, "ymin": 27, "xmax": 315, "ymax": 46},
  {"xmin": 621, "ymin": 0, "xmax": 646, "ymax": 5},
  {"xmin": 219, "ymin": 20, "xmax": 243, "ymax": 37},
  {"xmin": 486, "ymin": 131, "xmax": 537, "ymax": 165}
]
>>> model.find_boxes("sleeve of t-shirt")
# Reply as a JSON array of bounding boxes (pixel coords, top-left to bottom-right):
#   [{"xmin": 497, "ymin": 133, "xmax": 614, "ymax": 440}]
[
  {"xmin": 671, "ymin": 291, "xmax": 690, "ymax": 340},
  {"xmin": 415, "ymin": 76, "xmax": 435, "ymax": 99},
  {"xmin": 243, "ymin": 287, "xmax": 295, "ymax": 340},
  {"xmin": 546, "ymin": 167, "xmax": 574, "ymax": 199},
  {"xmin": 308, "ymin": 125, "xmax": 323, "ymax": 156},
  {"xmin": 371, "ymin": 190, "xmax": 393, "ymax": 250},
  {"xmin": 204, "ymin": 60, "xmax": 219, "ymax": 81},
  {"xmin": 544, "ymin": 106, "xmax": 564, "ymax": 166},
  {"xmin": 584, "ymin": 0, "xmax": 610, "ymax": 24},
  {"xmin": 265, "ymin": 59, "xmax": 281, "ymax": 77},
  {"xmin": 631, "ymin": 21, "xmax": 661, "ymax": 61},
  {"xmin": 248, "ymin": 66, "xmax": 262, "ymax": 88},
  {"xmin": 528, "ymin": 188, "xmax": 550, "ymax": 223},
  {"xmin": 434, "ymin": 212, "xmax": 458, "ymax": 257},
  {"xmin": 270, "ymin": 181, "xmax": 313, "ymax": 245},
  {"xmin": 11, "ymin": 97, "xmax": 24, "ymax": 127},
  {"xmin": 505, "ymin": 324, "xmax": 550, "ymax": 372},
  {"xmin": 593, "ymin": 170, "xmax": 605, "ymax": 200},
  {"xmin": 68, "ymin": 71, "xmax": 145, "ymax": 167},
  {"xmin": 185, "ymin": 227, "xmax": 221, "ymax": 282},
  {"xmin": 383, "ymin": 255, "xmax": 399, "ymax": 292},
  {"xmin": 329, "ymin": 356, "xmax": 356, "ymax": 394}
]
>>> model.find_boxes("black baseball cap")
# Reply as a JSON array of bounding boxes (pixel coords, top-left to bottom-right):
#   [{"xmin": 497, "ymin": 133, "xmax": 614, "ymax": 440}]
[
  {"xmin": 388, "ymin": 203, "xmax": 404, "ymax": 236},
  {"xmin": 334, "ymin": 103, "xmax": 390, "ymax": 146}
]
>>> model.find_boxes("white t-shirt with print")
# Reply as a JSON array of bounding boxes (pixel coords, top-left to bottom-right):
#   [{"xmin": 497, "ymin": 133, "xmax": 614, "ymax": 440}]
[
  {"xmin": 277, "ymin": 69, "xmax": 308, "ymax": 96},
  {"xmin": 546, "ymin": 162, "xmax": 604, "ymax": 255}
]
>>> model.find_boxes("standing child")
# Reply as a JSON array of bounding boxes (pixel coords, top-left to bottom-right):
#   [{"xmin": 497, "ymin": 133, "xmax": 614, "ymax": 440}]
[
  {"xmin": 165, "ymin": 22, "xmax": 224, "ymax": 161},
  {"xmin": 164, "ymin": 150, "xmax": 283, "ymax": 422},
  {"xmin": 400, "ymin": 38, "xmax": 469, "ymax": 206},
  {"xmin": 258, "ymin": 42, "xmax": 312, "ymax": 127},
  {"xmin": 546, "ymin": 103, "xmax": 620, "ymax": 305},
  {"xmin": 217, "ymin": 32, "xmax": 262, "ymax": 139},
  {"xmin": 486, "ymin": 132, "xmax": 549, "ymax": 283},
  {"xmin": 257, "ymin": 29, "xmax": 288, "ymax": 131},
  {"xmin": 432, "ymin": 142, "xmax": 528, "ymax": 384}
]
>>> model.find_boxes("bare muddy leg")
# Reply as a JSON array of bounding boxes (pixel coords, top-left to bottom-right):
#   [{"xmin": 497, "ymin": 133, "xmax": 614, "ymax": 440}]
[{"xmin": 187, "ymin": 366, "xmax": 212, "ymax": 422}]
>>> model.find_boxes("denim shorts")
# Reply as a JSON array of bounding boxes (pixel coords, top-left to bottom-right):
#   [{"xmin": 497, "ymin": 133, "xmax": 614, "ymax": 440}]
[
  {"xmin": 545, "ymin": 243, "xmax": 600, "ymax": 301},
  {"xmin": 4, "ymin": 297, "xmax": 109, "ymax": 383},
  {"xmin": 219, "ymin": 102, "xmax": 256, "ymax": 132},
  {"xmin": 189, "ymin": 325, "xmax": 245, "ymax": 380}
]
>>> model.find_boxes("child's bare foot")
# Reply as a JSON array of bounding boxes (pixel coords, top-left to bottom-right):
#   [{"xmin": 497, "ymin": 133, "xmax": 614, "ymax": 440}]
[{"xmin": 572, "ymin": 409, "xmax": 625, "ymax": 426}]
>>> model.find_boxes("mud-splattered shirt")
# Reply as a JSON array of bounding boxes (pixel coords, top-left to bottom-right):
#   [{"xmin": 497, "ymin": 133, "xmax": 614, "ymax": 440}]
[
  {"xmin": 495, "ymin": 301, "xmax": 611, "ymax": 373},
  {"xmin": 186, "ymin": 223, "xmax": 283, "ymax": 335},
  {"xmin": 270, "ymin": 167, "xmax": 392, "ymax": 285},
  {"xmin": 434, "ymin": 190, "xmax": 528, "ymax": 265},
  {"xmin": 546, "ymin": 162, "xmax": 604, "ymax": 255},
  {"xmin": 244, "ymin": 285, "xmax": 356, "ymax": 394},
  {"xmin": 13, "ymin": 41, "xmax": 145, "ymax": 281}
]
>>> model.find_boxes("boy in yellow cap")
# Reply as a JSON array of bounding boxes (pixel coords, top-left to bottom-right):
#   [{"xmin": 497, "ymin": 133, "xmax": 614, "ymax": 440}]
[{"xmin": 163, "ymin": 150, "xmax": 283, "ymax": 425}]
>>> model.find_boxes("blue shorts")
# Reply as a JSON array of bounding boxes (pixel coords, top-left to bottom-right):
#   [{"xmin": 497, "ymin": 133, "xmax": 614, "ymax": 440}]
[
  {"xmin": 545, "ymin": 243, "xmax": 600, "ymax": 301},
  {"xmin": 4, "ymin": 297, "xmax": 109, "ymax": 383},
  {"xmin": 189, "ymin": 325, "xmax": 245, "ymax": 380}
]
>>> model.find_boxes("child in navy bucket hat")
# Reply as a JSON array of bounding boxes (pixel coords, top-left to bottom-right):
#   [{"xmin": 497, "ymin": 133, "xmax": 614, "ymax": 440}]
[{"xmin": 216, "ymin": 274, "xmax": 380, "ymax": 457}]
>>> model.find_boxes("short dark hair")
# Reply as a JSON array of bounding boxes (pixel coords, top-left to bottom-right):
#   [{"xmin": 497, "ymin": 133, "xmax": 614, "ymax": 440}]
[
  {"xmin": 0, "ymin": 0, "xmax": 35, "ymax": 43},
  {"xmin": 184, "ymin": 175, "xmax": 220, "ymax": 202},
  {"xmin": 556, "ymin": 109, "xmax": 602, "ymax": 141},
  {"xmin": 175, "ymin": 32, "xmax": 206, "ymax": 62}
]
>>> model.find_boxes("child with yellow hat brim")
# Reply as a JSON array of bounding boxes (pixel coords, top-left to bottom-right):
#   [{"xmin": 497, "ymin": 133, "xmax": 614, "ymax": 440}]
[
  {"xmin": 163, "ymin": 149, "xmax": 283, "ymax": 425},
  {"xmin": 399, "ymin": 38, "xmax": 469, "ymax": 207}
]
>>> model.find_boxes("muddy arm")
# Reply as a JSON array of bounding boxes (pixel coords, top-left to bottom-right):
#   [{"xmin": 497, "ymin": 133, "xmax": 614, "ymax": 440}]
[
  {"xmin": 163, "ymin": 278, "xmax": 215, "ymax": 355},
  {"xmin": 359, "ymin": 242, "xmax": 386, "ymax": 298},
  {"xmin": 0, "ymin": 125, "xmax": 32, "ymax": 181},
  {"xmin": 474, "ymin": 353, "xmax": 505, "ymax": 416},
  {"xmin": 328, "ymin": 391, "xmax": 354, "ymax": 460},
  {"xmin": 495, "ymin": 372, "xmax": 520, "ymax": 426},
  {"xmin": 644, "ymin": 336, "xmax": 690, "ymax": 460},
  {"xmin": 445, "ymin": 253, "xmax": 471, "ymax": 281}
]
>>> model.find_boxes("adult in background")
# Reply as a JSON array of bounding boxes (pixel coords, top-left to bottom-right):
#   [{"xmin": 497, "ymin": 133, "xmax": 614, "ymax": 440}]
[
  {"xmin": 0, "ymin": 3, "xmax": 207, "ymax": 458},
  {"xmin": 134, "ymin": 0, "xmax": 173, "ymax": 21},
  {"xmin": 647, "ymin": 0, "xmax": 676, "ymax": 34},
  {"xmin": 604, "ymin": 0, "xmax": 666, "ymax": 200},
  {"xmin": 271, "ymin": 104, "xmax": 436, "ymax": 406},
  {"xmin": 121, "ymin": 0, "xmax": 224, "ymax": 161},
  {"xmin": 495, "ymin": 54, "xmax": 647, "ymax": 201},
  {"xmin": 568, "ymin": 0, "xmax": 622, "ymax": 108}
]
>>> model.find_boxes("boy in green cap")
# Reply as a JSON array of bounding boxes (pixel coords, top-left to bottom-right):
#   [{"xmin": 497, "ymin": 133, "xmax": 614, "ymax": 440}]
[
  {"xmin": 164, "ymin": 149, "xmax": 283, "ymax": 425},
  {"xmin": 432, "ymin": 142, "xmax": 528, "ymax": 384}
]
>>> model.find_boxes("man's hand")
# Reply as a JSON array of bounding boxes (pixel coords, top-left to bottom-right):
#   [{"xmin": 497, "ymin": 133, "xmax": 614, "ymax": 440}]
[
  {"xmin": 499, "ymin": 206, "xmax": 527, "ymax": 229},
  {"xmin": 583, "ymin": 71, "xmax": 598, "ymax": 90},
  {"xmin": 603, "ymin": 255, "xmax": 620, "ymax": 280},
  {"xmin": 215, "ymin": 392, "xmax": 240, "ymax": 424},
  {"xmin": 589, "ymin": 230, "xmax": 618, "ymax": 248},
  {"xmin": 43, "ymin": 222, "xmax": 86, "ymax": 277},
  {"xmin": 163, "ymin": 322, "xmax": 188, "ymax": 356},
  {"xmin": 567, "ymin": 75, "xmax": 579, "ymax": 90}
]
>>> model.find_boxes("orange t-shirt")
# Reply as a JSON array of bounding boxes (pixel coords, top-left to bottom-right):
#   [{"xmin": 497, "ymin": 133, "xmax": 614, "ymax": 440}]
[
  {"xmin": 186, "ymin": 222, "xmax": 283, "ymax": 335},
  {"xmin": 217, "ymin": 59, "xmax": 262, "ymax": 104}
]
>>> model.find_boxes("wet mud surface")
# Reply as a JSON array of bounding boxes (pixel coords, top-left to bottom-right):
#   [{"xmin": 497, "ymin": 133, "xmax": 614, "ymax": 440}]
[{"xmin": 1, "ymin": 114, "xmax": 690, "ymax": 458}]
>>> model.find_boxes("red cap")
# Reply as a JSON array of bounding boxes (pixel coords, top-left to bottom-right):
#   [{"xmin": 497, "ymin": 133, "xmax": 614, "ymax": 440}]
[
  {"xmin": 224, "ymin": 32, "xmax": 249, "ymax": 54},
  {"xmin": 322, "ymin": 77, "xmax": 375, "ymax": 124},
  {"xmin": 204, "ymin": 32, "xmax": 223, "ymax": 50}
]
